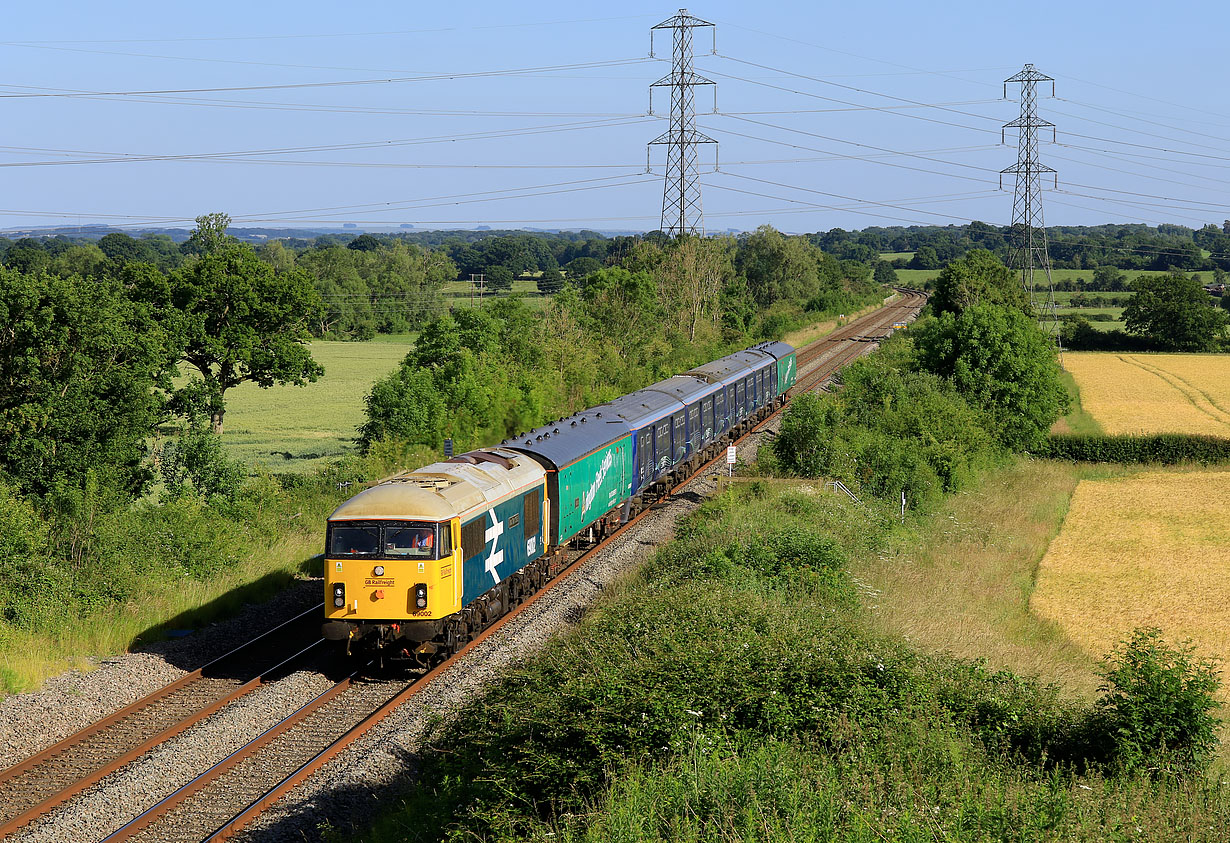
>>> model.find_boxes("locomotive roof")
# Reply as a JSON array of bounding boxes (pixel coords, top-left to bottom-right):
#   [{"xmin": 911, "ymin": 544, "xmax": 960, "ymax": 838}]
[
  {"xmin": 501, "ymin": 407, "xmax": 630, "ymax": 471},
  {"xmin": 748, "ymin": 340, "xmax": 795, "ymax": 360},
  {"xmin": 328, "ymin": 448, "xmax": 545, "ymax": 522}
]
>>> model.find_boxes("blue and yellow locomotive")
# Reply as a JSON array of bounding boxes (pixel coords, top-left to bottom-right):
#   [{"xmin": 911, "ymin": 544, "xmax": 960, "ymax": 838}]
[{"xmin": 322, "ymin": 340, "xmax": 797, "ymax": 661}]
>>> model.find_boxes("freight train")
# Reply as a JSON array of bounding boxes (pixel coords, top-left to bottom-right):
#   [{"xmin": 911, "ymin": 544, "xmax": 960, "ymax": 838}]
[{"xmin": 322, "ymin": 340, "xmax": 797, "ymax": 662}]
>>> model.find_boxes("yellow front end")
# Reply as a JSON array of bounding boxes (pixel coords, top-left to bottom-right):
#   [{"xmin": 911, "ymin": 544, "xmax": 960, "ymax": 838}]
[{"xmin": 324, "ymin": 518, "xmax": 462, "ymax": 623}]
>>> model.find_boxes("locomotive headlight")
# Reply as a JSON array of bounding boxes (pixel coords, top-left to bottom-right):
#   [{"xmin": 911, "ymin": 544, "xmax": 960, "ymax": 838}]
[
  {"xmin": 414, "ymin": 583, "xmax": 428, "ymax": 610},
  {"xmin": 373, "ymin": 565, "xmax": 385, "ymax": 577},
  {"xmin": 332, "ymin": 583, "xmax": 345, "ymax": 608}
]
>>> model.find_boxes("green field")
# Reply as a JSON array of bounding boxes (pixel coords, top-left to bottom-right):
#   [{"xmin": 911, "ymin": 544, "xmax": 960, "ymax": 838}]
[
  {"xmin": 440, "ymin": 277, "xmax": 553, "ymax": 311},
  {"xmin": 219, "ymin": 341, "xmax": 410, "ymax": 473}
]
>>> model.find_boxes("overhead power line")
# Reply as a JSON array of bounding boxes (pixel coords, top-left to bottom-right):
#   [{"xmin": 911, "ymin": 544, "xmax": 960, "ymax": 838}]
[{"xmin": 0, "ymin": 57, "xmax": 653, "ymax": 98}]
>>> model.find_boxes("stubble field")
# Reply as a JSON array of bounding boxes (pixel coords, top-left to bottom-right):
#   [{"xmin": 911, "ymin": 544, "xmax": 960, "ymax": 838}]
[
  {"xmin": 1030, "ymin": 468, "xmax": 1230, "ymax": 697},
  {"xmin": 1063, "ymin": 352, "xmax": 1230, "ymax": 437}
]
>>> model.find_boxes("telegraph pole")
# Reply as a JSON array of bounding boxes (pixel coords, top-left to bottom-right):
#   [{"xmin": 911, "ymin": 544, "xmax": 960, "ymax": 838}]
[
  {"xmin": 1001, "ymin": 63, "xmax": 1061, "ymax": 347},
  {"xmin": 648, "ymin": 9, "xmax": 717, "ymax": 237}
]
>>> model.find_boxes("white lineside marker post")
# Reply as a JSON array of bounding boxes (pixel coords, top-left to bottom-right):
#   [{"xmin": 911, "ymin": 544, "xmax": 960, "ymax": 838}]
[
  {"xmin": 901, "ymin": 490, "xmax": 906, "ymax": 523},
  {"xmin": 727, "ymin": 445, "xmax": 736, "ymax": 477}
]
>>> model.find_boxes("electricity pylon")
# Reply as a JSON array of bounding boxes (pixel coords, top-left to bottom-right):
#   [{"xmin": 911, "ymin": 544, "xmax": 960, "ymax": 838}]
[
  {"xmin": 648, "ymin": 9, "xmax": 717, "ymax": 237},
  {"xmin": 1001, "ymin": 63, "xmax": 1062, "ymax": 350}
]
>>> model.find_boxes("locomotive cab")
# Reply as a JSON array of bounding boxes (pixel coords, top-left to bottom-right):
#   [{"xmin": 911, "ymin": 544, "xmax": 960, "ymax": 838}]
[{"xmin": 322, "ymin": 449, "xmax": 548, "ymax": 662}]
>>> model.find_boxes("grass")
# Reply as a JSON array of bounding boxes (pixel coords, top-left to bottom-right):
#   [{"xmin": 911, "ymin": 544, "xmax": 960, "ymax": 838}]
[
  {"xmin": 1064, "ymin": 353, "xmax": 1230, "ymax": 437},
  {"xmin": 0, "ymin": 528, "xmax": 324, "ymax": 693},
  {"xmin": 1051, "ymin": 368, "xmax": 1104, "ymax": 436},
  {"xmin": 852, "ymin": 459, "xmax": 1103, "ymax": 697},
  {"xmin": 219, "ymin": 340, "xmax": 409, "ymax": 473},
  {"xmin": 1031, "ymin": 467, "xmax": 1230, "ymax": 701}
]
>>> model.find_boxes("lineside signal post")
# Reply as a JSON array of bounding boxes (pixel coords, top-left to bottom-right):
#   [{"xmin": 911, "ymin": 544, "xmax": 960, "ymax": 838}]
[{"xmin": 726, "ymin": 444, "xmax": 736, "ymax": 477}]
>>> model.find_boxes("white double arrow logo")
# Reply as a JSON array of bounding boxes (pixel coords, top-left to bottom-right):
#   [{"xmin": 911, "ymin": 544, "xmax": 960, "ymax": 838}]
[{"xmin": 484, "ymin": 510, "xmax": 505, "ymax": 583}]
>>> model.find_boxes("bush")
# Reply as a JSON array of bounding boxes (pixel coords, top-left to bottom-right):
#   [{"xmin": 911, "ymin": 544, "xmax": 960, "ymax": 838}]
[
  {"xmin": 159, "ymin": 422, "xmax": 245, "ymax": 501},
  {"xmin": 769, "ymin": 352, "xmax": 1000, "ymax": 511},
  {"xmin": 1095, "ymin": 628, "xmax": 1221, "ymax": 772}
]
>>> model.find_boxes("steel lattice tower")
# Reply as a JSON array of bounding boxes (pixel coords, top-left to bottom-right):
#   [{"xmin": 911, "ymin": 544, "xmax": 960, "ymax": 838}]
[
  {"xmin": 1001, "ymin": 63, "xmax": 1061, "ymax": 344},
  {"xmin": 648, "ymin": 9, "xmax": 717, "ymax": 237}
]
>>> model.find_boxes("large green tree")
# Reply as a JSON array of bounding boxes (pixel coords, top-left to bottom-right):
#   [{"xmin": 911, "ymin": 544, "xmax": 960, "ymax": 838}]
[
  {"xmin": 930, "ymin": 249, "xmax": 1029, "ymax": 317},
  {"xmin": 0, "ymin": 267, "xmax": 174, "ymax": 496},
  {"xmin": 913, "ymin": 303, "xmax": 1068, "ymax": 450},
  {"xmin": 168, "ymin": 239, "xmax": 324, "ymax": 434},
  {"xmin": 1123, "ymin": 271, "xmax": 1229, "ymax": 351}
]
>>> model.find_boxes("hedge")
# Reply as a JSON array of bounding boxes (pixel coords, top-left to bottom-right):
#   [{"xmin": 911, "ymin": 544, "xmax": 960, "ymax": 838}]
[{"xmin": 1041, "ymin": 434, "xmax": 1230, "ymax": 464}]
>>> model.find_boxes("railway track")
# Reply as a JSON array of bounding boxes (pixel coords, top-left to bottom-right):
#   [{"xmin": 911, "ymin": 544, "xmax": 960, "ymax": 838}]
[
  {"xmin": 0, "ymin": 607, "xmax": 326, "ymax": 840},
  {"xmin": 791, "ymin": 288, "xmax": 927, "ymax": 394},
  {"xmin": 4, "ymin": 290, "xmax": 928, "ymax": 842}
]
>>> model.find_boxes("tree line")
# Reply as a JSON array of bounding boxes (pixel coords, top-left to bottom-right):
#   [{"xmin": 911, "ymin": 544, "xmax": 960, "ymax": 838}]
[{"xmin": 816, "ymin": 220, "xmax": 1230, "ymax": 272}]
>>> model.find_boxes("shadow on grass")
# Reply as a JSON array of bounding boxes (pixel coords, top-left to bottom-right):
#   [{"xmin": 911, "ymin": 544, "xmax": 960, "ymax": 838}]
[{"xmin": 126, "ymin": 553, "xmax": 326, "ymax": 673}]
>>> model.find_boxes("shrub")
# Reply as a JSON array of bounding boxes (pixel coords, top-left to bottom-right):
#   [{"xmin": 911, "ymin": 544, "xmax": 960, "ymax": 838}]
[
  {"xmin": 159, "ymin": 422, "xmax": 245, "ymax": 501},
  {"xmin": 1094, "ymin": 627, "xmax": 1221, "ymax": 773}
]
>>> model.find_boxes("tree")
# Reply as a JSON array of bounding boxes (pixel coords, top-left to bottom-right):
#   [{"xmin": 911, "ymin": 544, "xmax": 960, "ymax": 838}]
[
  {"xmin": 1096, "ymin": 628, "xmax": 1221, "ymax": 772},
  {"xmin": 1123, "ymin": 271, "xmax": 1230, "ymax": 352},
  {"xmin": 658, "ymin": 236, "xmax": 734, "ymax": 341},
  {"xmin": 347, "ymin": 233, "xmax": 382, "ymax": 252},
  {"xmin": 913, "ymin": 303, "xmax": 1068, "ymax": 450},
  {"xmin": 930, "ymin": 249, "xmax": 1029, "ymax": 317},
  {"xmin": 564, "ymin": 256, "xmax": 602, "ymax": 281},
  {"xmin": 485, "ymin": 265, "xmax": 514, "ymax": 292},
  {"xmin": 181, "ymin": 212, "xmax": 235, "ymax": 256},
  {"xmin": 297, "ymin": 246, "xmax": 375, "ymax": 339},
  {"xmin": 908, "ymin": 245, "xmax": 940, "ymax": 270},
  {"xmin": 98, "ymin": 232, "xmax": 144, "ymax": 263},
  {"xmin": 0, "ymin": 267, "xmax": 175, "ymax": 496},
  {"xmin": 167, "ymin": 240, "xmax": 325, "ymax": 433},
  {"xmin": 873, "ymin": 260, "xmax": 898, "ymax": 285},
  {"xmin": 1091, "ymin": 265, "xmax": 1126, "ymax": 291},
  {"xmin": 736, "ymin": 225, "xmax": 824, "ymax": 307},
  {"xmin": 536, "ymin": 267, "xmax": 564, "ymax": 294}
]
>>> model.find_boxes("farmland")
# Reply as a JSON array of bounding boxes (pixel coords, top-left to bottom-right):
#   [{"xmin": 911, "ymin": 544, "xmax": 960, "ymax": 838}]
[
  {"xmin": 1030, "ymin": 468, "xmax": 1230, "ymax": 698},
  {"xmin": 1063, "ymin": 352, "xmax": 1230, "ymax": 436},
  {"xmin": 218, "ymin": 340, "xmax": 409, "ymax": 472}
]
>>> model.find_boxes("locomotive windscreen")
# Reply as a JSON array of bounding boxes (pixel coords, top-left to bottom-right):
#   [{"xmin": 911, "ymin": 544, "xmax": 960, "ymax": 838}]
[{"xmin": 327, "ymin": 521, "xmax": 439, "ymax": 559}]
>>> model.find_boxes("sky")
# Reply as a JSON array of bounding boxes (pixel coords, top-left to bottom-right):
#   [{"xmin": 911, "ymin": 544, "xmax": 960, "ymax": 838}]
[{"xmin": 3, "ymin": 0, "xmax": 1229, "ymax": 235}]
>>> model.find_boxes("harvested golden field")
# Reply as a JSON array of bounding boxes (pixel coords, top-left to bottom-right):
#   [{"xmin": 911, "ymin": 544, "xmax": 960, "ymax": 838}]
[
  {"xmin": 1064, "ymin": 352, "xmax": 1230, "ymax": 436},
  {"xmin": 1031, "ymin": 469, "xmax": 1230, "ymax": 692}
]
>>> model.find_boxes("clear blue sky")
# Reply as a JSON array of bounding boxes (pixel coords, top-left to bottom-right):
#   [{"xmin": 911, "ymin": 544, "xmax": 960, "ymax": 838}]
[{"xmin": 3, "ymin": 1, "xmax": 1228, "ymax": 234}]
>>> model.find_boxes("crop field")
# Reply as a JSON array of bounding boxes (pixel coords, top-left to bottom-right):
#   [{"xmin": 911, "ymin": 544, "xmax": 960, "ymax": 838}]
[
  {"xmin": 1030, "ymin": 468, "xmax": 1230, "ymax": 695},
  {"xmin": 219, "ymin": 340, "xmax": 409, "ymax": 472},
  {"xmin": 1064, "ymin": 352, "xmax": 1230, "ymax": 436}
]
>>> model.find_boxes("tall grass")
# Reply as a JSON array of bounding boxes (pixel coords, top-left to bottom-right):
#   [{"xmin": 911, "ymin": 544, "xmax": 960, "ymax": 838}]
[{"xmin": 853, "ymin": 459, "xmax": 1101, "ymax": 696}]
